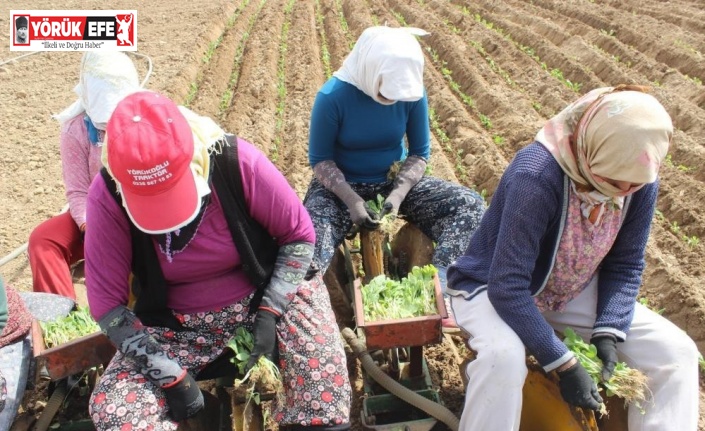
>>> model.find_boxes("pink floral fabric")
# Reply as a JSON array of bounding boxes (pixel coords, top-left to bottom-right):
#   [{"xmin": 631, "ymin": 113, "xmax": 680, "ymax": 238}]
[
  {"xmin": 89, "ymin": 273, "xmax": 350, "ymax": 430},
  {"xmin": 534, "ymin": 186, "xmax": 623, "ymax": 312}
]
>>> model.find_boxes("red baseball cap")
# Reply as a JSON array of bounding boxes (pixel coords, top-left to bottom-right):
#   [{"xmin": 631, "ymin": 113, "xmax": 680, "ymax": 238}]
[{"xmin": 106, "ymin": 91, "xmax": 201, "ymax": 234}]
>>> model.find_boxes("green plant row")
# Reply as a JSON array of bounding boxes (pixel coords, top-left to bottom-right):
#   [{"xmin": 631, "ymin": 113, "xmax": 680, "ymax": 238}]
[
  {"xmin": 218, "ymin": 0, "xmax": 266, "ymax": 118},
  {"xmin": 454, "ymin": 5, "xmax": 582, "ymax": 93},
  {"xmin": 184, "ymin": 0, "xmax": 252, "ymax": 107},
  {"xmin": 271, "ymin": 0, "xmax": 296, "ymax": 163}
]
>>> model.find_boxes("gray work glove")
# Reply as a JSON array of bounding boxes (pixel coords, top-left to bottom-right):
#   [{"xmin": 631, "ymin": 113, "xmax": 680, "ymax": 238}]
[
  {"xmin": 245, "ymin": 310, "xmax": 279, "ymax": 375},
  {"xmin": 382, "ymin": 155, "xmax": 427, "ymax": 217},
  {"xmin": 99, "ymin": 305, "xmax": 204, "ymax": 421},
  {"xmin": 313, "ymin": 160, "xmax": 381, "ymax": 230},
  {"xmin": 162, "ymin": 371, "xmax": 204, "ymax": 421}
]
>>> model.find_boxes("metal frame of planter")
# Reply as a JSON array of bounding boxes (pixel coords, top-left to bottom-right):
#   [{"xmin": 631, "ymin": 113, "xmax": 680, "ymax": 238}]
[{"xmin": 348, "ymin": 223, "xmax": 449, "ymax": 431}]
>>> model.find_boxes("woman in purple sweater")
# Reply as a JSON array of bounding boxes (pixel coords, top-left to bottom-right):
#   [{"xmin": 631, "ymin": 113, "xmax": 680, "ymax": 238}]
[
  {"xmin": 84, "ymin": 91, "xmax": 350, "ymax": 431},
  {"xmin": 28, "ymin": 51, "xmax": 140, "ymax": 300},
  {"xmin": 447, "ymin": 86, "xmax": 699, "ymax": 430}
]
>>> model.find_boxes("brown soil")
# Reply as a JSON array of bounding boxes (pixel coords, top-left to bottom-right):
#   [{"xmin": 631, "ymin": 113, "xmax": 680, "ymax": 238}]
[{"xmin": 1, "ymin": 0, "xmax": 704, "ymax": 430}]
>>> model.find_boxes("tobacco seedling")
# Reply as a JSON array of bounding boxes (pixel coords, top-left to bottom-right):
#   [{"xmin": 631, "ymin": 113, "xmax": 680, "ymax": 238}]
[
  {"xmin": 40, "ymin": 306, "xmax": 100, "ymax": 348},
  {"xmin": 362, "ymin": 264, "xmax": 438, "ymax": 321},
  {"xmin": 563, "ymin": 328, "xmax": 649, "ymax": 415}
]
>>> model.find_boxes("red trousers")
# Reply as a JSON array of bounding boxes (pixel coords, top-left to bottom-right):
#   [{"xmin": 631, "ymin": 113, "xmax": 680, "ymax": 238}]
[{"xmin": 28, "ymin": 211, "xmax": 83, "ymax": 300}]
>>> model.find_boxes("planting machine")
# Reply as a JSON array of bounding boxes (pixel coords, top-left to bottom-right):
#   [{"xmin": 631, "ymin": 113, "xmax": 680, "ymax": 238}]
[
  {"xmin": 23, "ymin": 222, "xmax": 628, "ymax": 431},
  {"xmin": 337, "ymin": 221, "xmax": 628, "ymax": 431},
  {"xmin": 338, "ymin": 222, "xmax": 457, "ymax": 431}
]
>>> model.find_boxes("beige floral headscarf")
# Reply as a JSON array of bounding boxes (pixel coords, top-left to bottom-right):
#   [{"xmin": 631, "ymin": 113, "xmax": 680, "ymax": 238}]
[{"xmin": 536, "ymin": 85, "xmax": 672, "ymax": 223}]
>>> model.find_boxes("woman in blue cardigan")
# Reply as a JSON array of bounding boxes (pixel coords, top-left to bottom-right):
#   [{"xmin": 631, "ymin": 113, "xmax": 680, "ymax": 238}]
[{"xmin": 447, "ymin": 85, "xmax": 699, "ymax": 430}]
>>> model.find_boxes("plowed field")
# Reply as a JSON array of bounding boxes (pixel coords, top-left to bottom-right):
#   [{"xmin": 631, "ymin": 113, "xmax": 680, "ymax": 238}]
[{"xmin": 1, "ymin": 0, "xmax": 704, "ymax": 429}]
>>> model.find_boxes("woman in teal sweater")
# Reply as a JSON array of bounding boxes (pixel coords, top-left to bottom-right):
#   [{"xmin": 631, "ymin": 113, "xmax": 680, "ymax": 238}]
[{"xmin": 304, "ymin": 26, "xmax": 485, "ymax": 328}]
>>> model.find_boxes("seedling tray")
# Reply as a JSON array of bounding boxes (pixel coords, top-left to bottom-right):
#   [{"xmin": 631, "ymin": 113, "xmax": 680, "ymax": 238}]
[
  {"xmin": 353, "ymin": 274, "xmax": 447, "ymax": 351},
  {"xmin": 31, "ymin": 320, "xmax": 116, "ymax": 381}
]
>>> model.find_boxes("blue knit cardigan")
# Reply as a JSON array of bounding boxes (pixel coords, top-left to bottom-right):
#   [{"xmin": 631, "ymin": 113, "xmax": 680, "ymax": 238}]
[{"xmin": 447, "ymin": 142, "xmax": 658, "ymax": 369}]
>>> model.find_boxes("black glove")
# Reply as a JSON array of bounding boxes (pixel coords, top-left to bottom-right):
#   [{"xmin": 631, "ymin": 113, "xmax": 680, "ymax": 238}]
[
  {"xmin": 557, "ymin": 362, "xmax": 603, "ymax": 411},
  {"xmin": 349, "ymin": 201, "xmax": 381, "ymax": 230},
  {"xmin": 591, "ymin": 334, "xmax": 618, "ymax": 382},
  {"xmin": 245, "ymin": 310, "xmax": 279, "ymax": 374},
  {"xmin": 163, "ymin": 371, "xmax": 204, "ymax": 421}
]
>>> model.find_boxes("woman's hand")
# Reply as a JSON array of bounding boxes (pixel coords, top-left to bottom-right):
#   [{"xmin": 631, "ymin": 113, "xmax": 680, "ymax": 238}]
[
  {"xmin": 245, "ymin": 309, "xmax": 279, "ymax": 374},
  {"xmin": 591, "ymin": 334, "xmax": 618, "ymax": 381},
  {"xmin": 349, "ymin": 201, "xmax": 381, "ymax": 230},
  {"xmin": 557, "ymin": 361, "xmax": 603, "ymax": 411}
]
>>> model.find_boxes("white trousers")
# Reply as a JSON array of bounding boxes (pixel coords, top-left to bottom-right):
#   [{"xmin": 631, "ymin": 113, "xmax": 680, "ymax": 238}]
[{"xmin": 451, "ymin": 278, "xmax": 700, "ymax": 431}]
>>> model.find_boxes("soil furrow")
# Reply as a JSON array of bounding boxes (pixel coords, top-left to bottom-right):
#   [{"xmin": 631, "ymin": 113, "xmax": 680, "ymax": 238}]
[
  {"xmin": 222, "ymin": 0, "xmax": 285, "ymax": 156},
  {"xmin": 434, "ymin": 0, "xmax": 578, "ymax": 118},
  {"xmin": 278, "ymin": 0, "xmax": 323, "ymax": 194},
  {"xmin": 187, "ymin": 0, "xmax": 262, "ymax": 119},
  {"xmin": 528, "ymin": 0, "xmax": 705, "ymax": 84},
  {"xmin": 595, "ymin": 0, "xmax": 705, "ymax": 39},
  {"xmin": 498, "ymin": 0, "xmax": 705, "ymax": 118},
  {"xmin": 468, "ymin": 0, "xmax": 705, "ymax": 176},
  {"xmin": 318, "ymin": 0, "xmax": 351, "ymax": 72},
  {"xmin": 3, "ymin": 1, "xmax": 705, "ymax": 428},
  {"xmin": 387, "ymin": 0, "xmax": 544, "ymax": 160}
]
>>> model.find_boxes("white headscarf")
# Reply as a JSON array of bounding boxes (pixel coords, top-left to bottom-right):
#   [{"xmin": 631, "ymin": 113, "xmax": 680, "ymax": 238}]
[
  {"xmin": 333, "ymin": 26, "xmax": 429, "ymax": 105},
  {"xmin": 54, "ymin": 52, "xmax": 140, "ymax": 129}
]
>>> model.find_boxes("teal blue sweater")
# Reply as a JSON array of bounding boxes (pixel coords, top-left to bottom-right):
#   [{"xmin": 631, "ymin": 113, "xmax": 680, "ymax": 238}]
[{"xmin": 308, "ymin": 77, "xmax": 430, "ymax": 183}]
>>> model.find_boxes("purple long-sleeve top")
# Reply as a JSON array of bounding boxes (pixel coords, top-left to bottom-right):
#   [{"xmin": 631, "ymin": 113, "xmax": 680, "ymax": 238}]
[
  {"xmin": 84, "ymin": 138, "xmax": 315, "ymax": 321},
  {"xmin": 60, "ymin": 115, "xmax": 104, "ymax": 227}
]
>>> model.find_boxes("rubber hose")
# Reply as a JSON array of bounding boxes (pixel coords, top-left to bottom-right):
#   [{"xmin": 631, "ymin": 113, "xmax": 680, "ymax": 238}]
[
  {"xmin": 341, "ymin": 328, "xmax": 460, "ymax": 431},
  {"xmin": 34, "ymin": 379, "xmax": 68, "ymax": 431}
]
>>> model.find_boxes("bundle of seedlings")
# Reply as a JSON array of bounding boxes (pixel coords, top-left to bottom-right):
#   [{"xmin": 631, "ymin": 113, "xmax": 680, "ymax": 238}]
[
  {"xmin": 40, "ymin": 305, "xmax": 100, "ymax": 348},
  {"xmin": 361, "ymin": 264, "xmax": 438, "ymax": 322},
  {"xmin": 365, "ymin": 194, "xmax": 397, "ymax": 234},
  {"xmin": 562, "ymin": 328, "xmax": 650, "ymax": 414},
  {"xmin": 227, "ymin": 326, "xmax": 284, "ymax": 423}
]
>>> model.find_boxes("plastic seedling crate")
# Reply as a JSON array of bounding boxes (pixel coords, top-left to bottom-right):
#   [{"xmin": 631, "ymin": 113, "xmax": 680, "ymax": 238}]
[
  {"xmin": 353, "ymin": 274, "xmax": 447, "ymax": 351},
  {"xmin": 31, "ymin": 320, "xmax": 115, "ymax": 381}
]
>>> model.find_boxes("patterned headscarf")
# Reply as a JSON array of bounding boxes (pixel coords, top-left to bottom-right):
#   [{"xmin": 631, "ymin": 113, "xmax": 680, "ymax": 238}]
[
  {"xmin": 333, "ymin": 26, "xmax": 429, "ymax": 105},
  {"xmin": 536, "ymin": 86, "xmax": 672, "ymax": 223}
]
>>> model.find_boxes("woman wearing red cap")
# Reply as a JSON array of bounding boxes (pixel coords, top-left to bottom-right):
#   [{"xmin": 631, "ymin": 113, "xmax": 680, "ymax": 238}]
[
  {"xmin": 84, "ymin": 91, "xmax": 351, "ymax": 431},
  {"xmin": 28, "ymin": 52, "xmax": 140, "ymax": 301}
]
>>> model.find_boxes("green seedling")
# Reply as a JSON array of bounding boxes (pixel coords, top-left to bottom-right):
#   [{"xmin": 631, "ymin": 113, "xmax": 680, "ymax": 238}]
[
  {"xmin": 361, "ymin": 265, "xmax": 438, "ymax": 321},
  {"xmin": 563, "ymin": 328, "xmax": 649, "ymax": 415},
  {"xmin": 227, "ymin": 326, "xmax": 283, "ymax": 425},
  {"xmin": 40, "ymin": 306, "xmax": 100, "ymax": 348}
]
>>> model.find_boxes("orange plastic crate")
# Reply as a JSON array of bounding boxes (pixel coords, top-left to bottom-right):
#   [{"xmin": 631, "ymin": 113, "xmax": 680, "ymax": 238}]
[{"xmin": 31, "ymin": 320, "xmax": 116, "ymax": 381}]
